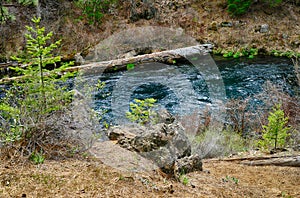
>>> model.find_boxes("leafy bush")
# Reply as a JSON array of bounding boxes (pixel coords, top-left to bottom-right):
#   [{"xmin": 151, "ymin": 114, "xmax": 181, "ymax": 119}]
[
  {"xmin": 258, "ymin": 104, "xmax": 290, "ymax": 150},
  {"xmin": 0, "ymin": 17, "xmax": 74, "ymax": 159},
  {"xmin": 76, "ymin": 0, "xmax": 117, "ymax": 25},
  {"xmin": 227, "ymin": 0, "xmax": 252, "ymax": 16},
  {"xmin": 30, "ymin": 151, "xmax": 45, "ymax": 164},
  {"xmin": 126, "ymin": 98, "xmax": 157, "ymax": 125}
]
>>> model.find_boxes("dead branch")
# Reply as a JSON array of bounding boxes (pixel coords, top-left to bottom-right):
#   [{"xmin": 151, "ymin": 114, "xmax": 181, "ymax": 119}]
[{"xmin": 241, "ymin": 156, "xmax": 300, "ymax": 167}]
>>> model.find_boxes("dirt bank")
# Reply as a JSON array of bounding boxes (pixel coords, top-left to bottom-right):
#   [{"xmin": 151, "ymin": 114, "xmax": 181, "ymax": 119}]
[{"xmin": 0, "ymin": 1, "xmax": 299, "ymax": 61}]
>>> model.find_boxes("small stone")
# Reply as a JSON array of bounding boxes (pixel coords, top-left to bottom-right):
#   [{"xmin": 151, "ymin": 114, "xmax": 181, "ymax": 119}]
[
  {"xmin": 282, "ymin": 33, "xmax": 288, "ymax": 39},
  {"xmin": 221, "ymin": 21, "xmax": 233, "ymax": 27},
  {"xmin": 260, "ymin": 24, "xmax": 269, "ymax": 33}
]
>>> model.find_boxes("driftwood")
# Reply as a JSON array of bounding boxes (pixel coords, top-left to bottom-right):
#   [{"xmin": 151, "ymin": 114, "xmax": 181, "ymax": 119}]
[
  {"xmin": 218, "ymin": 154, "xmax": 297, "ymax": 162},
  {"xmin": 0, "ymin": 44, "xmax": 213, "ymax": 84},
  {"xmin": 207, "ymin": 154, "xmax": 300, "ymax": 167},
  {"xmin": 241, "ymin": 156, "xmax": 300, "ymax": 167}
]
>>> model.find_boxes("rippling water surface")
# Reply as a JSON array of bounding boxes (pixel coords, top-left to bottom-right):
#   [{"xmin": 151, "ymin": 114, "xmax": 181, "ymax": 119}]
[{"xmin": 89, "ymin": 56, "xmax": 298, "ymax": 125}]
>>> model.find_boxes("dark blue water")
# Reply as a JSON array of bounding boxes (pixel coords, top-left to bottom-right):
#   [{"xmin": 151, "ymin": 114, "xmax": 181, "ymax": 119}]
[
  {"xmin": 1, "ymin": 56, "xmax": 298, "ymax": 125},
  {"xmin": 87, "ymin": 56, "xmax": 298, "ymax": 125}
]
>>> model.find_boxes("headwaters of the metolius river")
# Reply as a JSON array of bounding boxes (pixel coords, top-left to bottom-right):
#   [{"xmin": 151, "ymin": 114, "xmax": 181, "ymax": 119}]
[
  {"xmin": 82, "ymin": 56, "xmax": 299, "ymax": 126},
  {"xmin": 0, "ymin": 56, "xmax": 299, "ymax": 127}
]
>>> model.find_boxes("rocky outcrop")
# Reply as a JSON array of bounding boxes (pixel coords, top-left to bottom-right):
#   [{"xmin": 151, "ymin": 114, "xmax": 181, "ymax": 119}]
[{"xmin": 106, "ymin": 110, "xmax": 203, "ymax": 177}]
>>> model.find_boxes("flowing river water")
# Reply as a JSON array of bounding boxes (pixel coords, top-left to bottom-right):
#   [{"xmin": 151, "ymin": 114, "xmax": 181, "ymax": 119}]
[
  {"xmin": 88, "ymin": 56, "xmax": 299, "ymax": 126},
  {"xmin": 0, "ymin": 56, "xmax": 298, "ymax": 126}
]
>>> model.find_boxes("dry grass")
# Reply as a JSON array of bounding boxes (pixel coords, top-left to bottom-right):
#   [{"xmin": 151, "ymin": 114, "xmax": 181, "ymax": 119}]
[{"xmin": 1, "ymin": 151, "xmax": 299, "ymax": 198}]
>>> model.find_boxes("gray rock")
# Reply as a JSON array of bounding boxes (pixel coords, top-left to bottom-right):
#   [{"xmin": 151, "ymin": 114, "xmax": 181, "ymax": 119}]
[
  {"xmin": 221, "ymin": 21, "xmax": 233, "ymax": 27},
  {"xmin": 260, "ymin": 24, "xmax": 269, "ymax": 33},
  {"xmin": 174, "ymin": 154, "xmax": 203, "ymax": 177},
  {"xmin": 282, "ymin": 33, "xmax": 288, "ymax": 39},
  {"xmin": 107, "ymin": 112, "xmax": 196, "ymax": 174},
  {"xmin": 106, "ymin": 110, "xmax": 204, "ymax": 176}
]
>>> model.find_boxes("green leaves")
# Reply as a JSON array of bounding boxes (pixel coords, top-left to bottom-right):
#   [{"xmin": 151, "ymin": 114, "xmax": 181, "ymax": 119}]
[
  {"xmin": 227, "ymin": 0, "xmax": 251, "ymax": 16},
  {"xmin": 126, "ymin": 63, "xmax": 135, "ymax": 70},
  {"xmin": 30, "ymin": 151, "xmax": 45, "ymax": 164},
  {"xmin": 126, "ymin": 98, "xmax": 157, "ymax": 125},
  {"xmin": 76, "ymin": 0, "xmax": 118, "ymax": 25}
]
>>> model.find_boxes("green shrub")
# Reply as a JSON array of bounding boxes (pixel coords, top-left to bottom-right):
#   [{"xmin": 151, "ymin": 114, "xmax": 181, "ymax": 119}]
[
  {"xmin": 126, "ymin": 98, "xmax": 157, "ymax": 125},
  {"xmin": 227, "ymin": 0, "xmax": 252, "ymax": 16},
  {"xmin": 76, "ymin": 0, "xmax": 117, "ymax": 25},
  {"xmin": 258, "ymin": 104, "xmax": 290, "ymax": 150},
  {"xmin": 30, "ymin": 151, "xmax": 45, "ymax": 164}
]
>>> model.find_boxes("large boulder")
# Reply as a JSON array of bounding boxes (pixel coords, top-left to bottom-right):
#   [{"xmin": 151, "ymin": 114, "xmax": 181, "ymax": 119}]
[
  {"xmin": 106, "ymin": 110, "xmax": 203, "ymax": 177},
  {"xmin": 108, "ymin": 122, "xmax": 191, "ymax": 165}
]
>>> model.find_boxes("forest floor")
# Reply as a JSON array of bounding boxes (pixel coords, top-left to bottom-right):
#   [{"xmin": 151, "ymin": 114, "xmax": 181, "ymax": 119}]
[{"xmin": 1, "ymin": 151, "xmax": 299, "ymax": 198}]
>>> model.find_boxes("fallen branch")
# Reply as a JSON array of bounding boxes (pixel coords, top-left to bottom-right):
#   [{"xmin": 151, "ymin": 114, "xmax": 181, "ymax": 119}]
[
  {"xmin": 0, "ymin": 44, "xmax": 213, "ymax": 84},
  {"xmin": 241, "ymin": 156, "xmax": 300, "ymax": 167}
]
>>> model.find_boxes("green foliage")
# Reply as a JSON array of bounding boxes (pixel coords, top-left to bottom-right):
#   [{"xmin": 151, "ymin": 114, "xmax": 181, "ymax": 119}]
[
  {"xmin": 0, "ymin": 17, "xmax": 74, "ymax": 156},
  {"xmin": 126, "ymin": 98, "xmax": 157, "ymax": 125},
  {"xmin": 30, "ymin": 151, "xmax": 45, "ymax": 164},
  {"xmin": 126, "ymin": 63, "xmax": 135, "ymax": 70},
  {"xmin": 264, "ymin": 0, "xmax": 282, "ymax": 7},
  {"xmin": 18, "ymin": 0, "xmax": 38, "ymax": 6},
  {"xmin": 96, "ymin": 79, "xmax": 105, "ymax": 90},
  {"xmin": 223, "ymin": 176, "xmax": 239, "ymax": 184},
  {"xmin": 226, "ymin": 0, "xmax": 282, "ymax": 16},
  {"xmin": 0, "ymin": 5, "xmax": 15, "ymax": 23},
  {"xmin": 271, "ymin": 50, "xmax": 300, "ymax": 58},
  {"xmin": 76, "ymin": 0, "xmax": 117, "ymax": 25},
  {"xmin": 227, "ymin": 0, "xmax": 252, "ymax": 16},
  {"xmin": 258, "ymin": 104, "xmax": 290, "ymax": 150},
  {"xmin": 180, "ymin": 174, "xmax": 189, "ymax": 185},
  {"xmin": 220, "ymin": 47, "xmax": 258, "ymax": 59}
]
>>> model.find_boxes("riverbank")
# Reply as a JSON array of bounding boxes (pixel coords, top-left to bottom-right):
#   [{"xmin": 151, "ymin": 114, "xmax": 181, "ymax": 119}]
[{"xmin": 0, "ymin": 1, "xmax": 299, "ymax": 61}]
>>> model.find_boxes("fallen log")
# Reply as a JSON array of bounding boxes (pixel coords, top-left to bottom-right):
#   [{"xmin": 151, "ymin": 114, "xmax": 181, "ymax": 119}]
[
  {"xmin": 0, "ymin": 44, "xmax": 213, "ymax": 84},
  {"xmin": 241, "ymin": 155, "xmax": 300, "ymax": 167}
]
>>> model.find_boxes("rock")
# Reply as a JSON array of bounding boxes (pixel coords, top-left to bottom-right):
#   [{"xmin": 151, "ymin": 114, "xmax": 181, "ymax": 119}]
[
  {"xmin": 260, "ymin": 24, "xmax": 269, "ymax": 33},
  {"xmin": 221, "ymin": 21, "xmax": 233, "ymax": 28},
  {"xmin": 156, "ymin": 109, "xmax": 175, "ymax": 124},
  {"xmin": 112, "ymin": 122, "xmax": 191, "ymax": 159},
  {"xmin": 282, "ymin": 33, "xmax": 288, "ymax": 39},
  {"xmin": 107, "ymin": 127, "xmax": 136, "ymax": 141},
  {"xmin": 106, "ymin": 110, "xmax": 201, "ymax": 176},
  {"xmin": 74, "ymin": 53, "xmax": 85, "ymax": 65},
  {"xmin": 174, "ymin": 154, "xmax": 203, "ymax": 178}
]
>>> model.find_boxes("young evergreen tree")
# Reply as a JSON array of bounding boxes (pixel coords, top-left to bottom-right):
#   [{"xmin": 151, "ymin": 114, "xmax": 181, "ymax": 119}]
[
  {"xmin": 0, "ymin": 17, "xmax": 73, "ymax": 155},
  {"xmin": 258, "ymin": 104, "xmax": 290, "ymax": 150}
]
